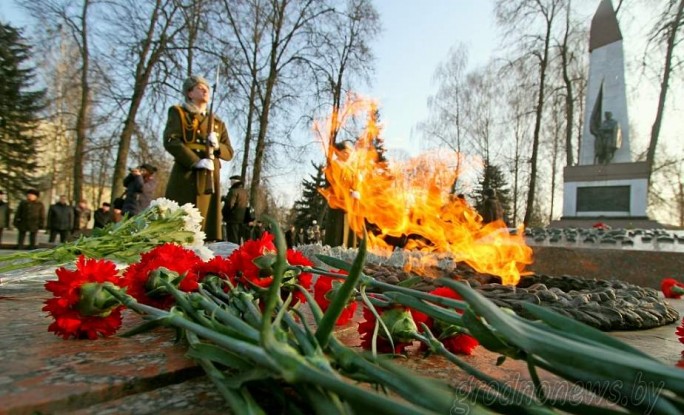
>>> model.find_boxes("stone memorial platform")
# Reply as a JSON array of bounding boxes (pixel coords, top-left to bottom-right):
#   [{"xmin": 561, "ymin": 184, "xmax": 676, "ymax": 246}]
[{"xmin": 2, "ymin": 252, "xmax": 684, "ymax": 414}]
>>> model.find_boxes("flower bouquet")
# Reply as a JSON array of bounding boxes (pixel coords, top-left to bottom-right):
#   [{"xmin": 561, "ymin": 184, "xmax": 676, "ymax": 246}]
[
  {"xmin": 40, "ymin": 219, "xmax": 684, "ymax": 414},
  {"xmin": 0, "ymin": 198, "xmax": 210, "ymax": 275}
]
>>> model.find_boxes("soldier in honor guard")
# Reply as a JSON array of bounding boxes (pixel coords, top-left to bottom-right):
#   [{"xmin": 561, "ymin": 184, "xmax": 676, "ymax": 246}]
[{"xmin": 163, "ymin": 75, "xmax": 234, "ymax": 241}]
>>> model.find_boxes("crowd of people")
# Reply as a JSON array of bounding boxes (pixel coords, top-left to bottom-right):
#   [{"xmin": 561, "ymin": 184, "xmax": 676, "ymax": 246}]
[
  {"xmin": 0, "ymin": 189, "xmax": 93, "ymax": 250},
  {"xmin": 0, "ymin": 161, "xmax": 160, "ymax": 250},
  {"xmin": 1, "ymin": 76, "xmax": 508, "ymax": 251}
]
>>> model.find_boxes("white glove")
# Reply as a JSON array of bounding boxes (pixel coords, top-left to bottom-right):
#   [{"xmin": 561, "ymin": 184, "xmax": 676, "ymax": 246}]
[
  {"xmin": 194, "ymin": 158, "xmax": 214, "ymax": 171},
  {"xmin": 207, "ymin": 132, "xmax": 219, "ymax": 148}
]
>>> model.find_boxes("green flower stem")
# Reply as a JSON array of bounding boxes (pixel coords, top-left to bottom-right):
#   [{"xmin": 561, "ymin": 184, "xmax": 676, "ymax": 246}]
[
  {"xmin": 315, "ymin": 233, "xmax": 368, "ymax": 348},
  {"xmin": 280, "ymin": 307, "xmax": 316, "ymax": 357},
  {"xmin": 381, "ymin": 291, "xmax": 464, "ymax": 326},
  {"xmin": 104, "ymin": 285, "xmax": 280, "ymax": 372},
  {"xmin": 295, "ymin": 286, "xmax": 458, "ymax": 413},
  {"xmin": 412, "ymin": 330, "xmax": 547, "ymax": 413},
  {"xmin": 526, "ymin": 357, "xmax": 546, "ymax": 403},
  {"xmin": 528, "ymin": 354, "xmax": 680, "ymax": 415},
  {"xmin": 260, "ymin": 216, "xmax": 289, "ymax": 344},
  {"xmin": 298, "ymin": 384, "xmax": 350, "ymax": 415},
  {"xmin": 325, "ymin": 337, "xmax": 454, "ymax": 413},
  {"xmin": 287, "ymin": 358, "xmax": 431, "ymax": 415},
  {"xmin": 445, "ymin": 280, "xmax": 684, "ymax": 413},
  {"xmin": 302, "ymin": 265, "xmax": 467, "ymax": 310},
  {"xmin": 359, "ymin": 285, "xmax": 396, "ymax": 355},
  {"xmin": 185, "ymin": 331, "xmax": 266, "ymax": 415},
  {"xmin": 194, "ymin": 289, "xmax": 261, "ymax": 342},
  {"xmin": 235, "ymin": 291, "xmax": 265, "ymax": 328}
]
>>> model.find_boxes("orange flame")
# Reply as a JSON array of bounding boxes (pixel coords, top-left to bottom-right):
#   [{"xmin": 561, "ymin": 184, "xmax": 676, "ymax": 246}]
[{"xmin": 316, "ymin": 96, "xmax": 533, "ymax": 285}]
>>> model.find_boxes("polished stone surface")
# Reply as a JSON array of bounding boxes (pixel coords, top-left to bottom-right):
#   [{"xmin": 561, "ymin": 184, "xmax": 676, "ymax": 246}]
[
  {"xmin": 2, "ymin": 267, "xmax": 684, "ymax": 414},
  {"xmin": 3, "ymin": 233, "xmax": 684, "ymax": 413}
]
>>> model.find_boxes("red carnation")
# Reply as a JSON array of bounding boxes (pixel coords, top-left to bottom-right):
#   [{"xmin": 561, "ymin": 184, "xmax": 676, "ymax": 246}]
[
  {"xmin": 227, "ymin": 233, "xmax": 276, "ymax": 288},
  {"xmin": 122, "ymin": 243, "xmax": 201, "ymax": 309},
  {"xmin": 313, "ymin": 270, "xmax": 358, "ymax": 325},
  {"xmin": 285, "ymin": 249, "xmax": 314, "ymax": 304},
  {"xmin": 442, "ymin": 333, "xmax": 480, "ymax": 355},
  {"xmin": 425, "ymin": 285, "xmax": 479, "ymax": 355},
  {"xmin": 43, "ymin": 256, "xmax": 124, "ymax": 340},
  {"xmin": 358, "ymin": 305, "xmax": 416, "ymax": 354},
  {"xmin": 676, "ymin": 318, "xmax": 684, "ymax": 345},
  {"xmin": 193, "ymin": 255, "xmax": 236, "ymax": 286},
  {"xmin": 661, "ymin": 278, "xmax": 684, "ymax": 299},
  {"xmin": 430, "ymin": 286, "xmax": 462, "ymax": 301}
]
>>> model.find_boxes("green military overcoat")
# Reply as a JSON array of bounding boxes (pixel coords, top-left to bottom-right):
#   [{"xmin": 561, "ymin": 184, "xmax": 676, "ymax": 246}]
[{"xmin": 163, "ymin": 104, "xmax": 234, "ymax": 241}]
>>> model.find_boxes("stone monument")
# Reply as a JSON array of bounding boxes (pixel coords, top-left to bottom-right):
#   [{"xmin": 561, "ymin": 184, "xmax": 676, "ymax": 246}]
[{"xmin": 555, "ymin": 0, "xmax": 661, "ymax": 229}]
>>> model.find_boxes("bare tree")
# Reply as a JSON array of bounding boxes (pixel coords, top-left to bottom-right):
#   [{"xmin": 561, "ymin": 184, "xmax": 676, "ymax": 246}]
[
  {"xmin": 104, "ymin": 0, "xmax": 186, "ymax": 199},
  {"xmin": 645, "ymin": 0, "xmax": 684, "ymax": 180},
  {"xmin": 420, "ymin": 44, "xmax": 469, "ymax": 158},
  {"xmin": 501, "ymin": 60, "xmax": 535, "ymax": 227},
  {"xmin": 495, "ymin": 0, "xmax": 563, "ymax": 226},
  {"xmin": 220, "ymin": 0, "xmax": 333, "ymax": 211},
  {"xmin": 308, "ymin": 0, "xmax": 379, "ymax": 148},
  {"xmin": 19, "ymin": 0, "xmax": 95, "ymax": 202}
]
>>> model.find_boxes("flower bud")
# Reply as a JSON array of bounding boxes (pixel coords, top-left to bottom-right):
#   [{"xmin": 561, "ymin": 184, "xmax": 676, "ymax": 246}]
[
  {"xmin": 77, "ymin": 283, "xmax": 121, "ymax": 317},
  {"xmin": 145, "ymin": 267, "xmax": 182, "ymax": 298},
  {"xmin": 381, "ymin": 308, "xmax": 418, "ymax": 342}
]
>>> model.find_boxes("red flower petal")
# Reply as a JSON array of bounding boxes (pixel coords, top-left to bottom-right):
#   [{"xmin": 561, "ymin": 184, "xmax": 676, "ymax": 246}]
[
  {"xmin": 429, "ymin": 286, "xmax": 462, "ymax": 300},
  {"xmin": 193, "ymin": 255, "xmax": 236, "ymax": 286},
  {"xmin": 676, "ymin": 318, "xmax": 684, "ymax": 345},
  {"xmin": 122, "ymin": 243, "xmax": 201, "ymax": 309},
  {"xmin": 661, "ymin": 278, "xmax": 684, "ymax": 299},
  {"xmin": 313, "ymin": 270, "xmax": 357, "ymax": 325},
  {"xmin": 357, "ymin": 305, "xmax": 413, "ymax": 353},
  {"xmin": 442, "ymin": 333, "xmax": 479, "ymax": 355},
  {"xmin": 286, "ymin": 249, "xmax": 314, "ymax": 305},
  {"xmin": 227, "ymin": 233, "xmax": 276, "ymax": 288},
  {"xmin": 43, "ymin": 256, "xmax": 123, "ymax": 339}
]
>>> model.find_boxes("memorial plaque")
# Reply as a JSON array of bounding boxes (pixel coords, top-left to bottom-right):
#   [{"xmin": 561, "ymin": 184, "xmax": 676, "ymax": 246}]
[{"xmin": 577, "ymin": 185, "xmax": 630, "ymax": 212}]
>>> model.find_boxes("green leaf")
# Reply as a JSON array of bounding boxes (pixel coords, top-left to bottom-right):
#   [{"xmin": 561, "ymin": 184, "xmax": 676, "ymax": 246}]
[
  {"xmin": 315, "ymin": 254, "xmax": 353, "ymax": 272},
  {"xmin": 186, "ymin": 343, "xmax": 253, "ymax": 371},
  {"xmin": 521, "ymin": 302, "xmax": 656, "ymax": 360},
  {"xmin": 252, "ymin": 253, "xmax": 276, "ymax": 270},
  {"xmin": 461, "ymin": 307, "xmax": 522, "ymax": 359},
  {"xmin": 118, "ymin": 317, "xmax": 167, "ymax": 337},
  {"xmin": 396, "ymin": 276, "xmax": 423, "ymax": 288},
  {"xmin": 381, "ymin": 291, "xmax": 463, "ymax": 325},
  {"xmin": 222, "ymin": 368, "xmax": 274, "ymax": 389}
]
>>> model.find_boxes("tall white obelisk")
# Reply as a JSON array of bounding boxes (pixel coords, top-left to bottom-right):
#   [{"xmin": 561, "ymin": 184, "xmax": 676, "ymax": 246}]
[
  {"xmin": 556, "ymin": 0, "xmax": 659, "ymax": 228},
  {"xmin": 579, "ymin": 0, "xmax": 631, "ymax": 165}
]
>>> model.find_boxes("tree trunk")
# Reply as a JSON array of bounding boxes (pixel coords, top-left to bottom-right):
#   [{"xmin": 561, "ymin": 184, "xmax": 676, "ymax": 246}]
[
  {"xmin": 73, "ymin": 0, "xmax": 90, "ymax": 203},
  {"xmin": 646, "ymin": 0, "xmax": 684, "ymax": 181},
  {"xmin": 523, "ymin": 19, "xmax": 552, "ymax": 226},
  {"xmin": 110, "ymin": 0, "xmax": 171, "ymax": 200}
]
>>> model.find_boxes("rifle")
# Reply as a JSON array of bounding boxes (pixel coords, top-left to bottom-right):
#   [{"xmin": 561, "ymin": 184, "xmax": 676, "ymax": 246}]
[{"xmin": 203, "ymin": 68, "xmax": 220, "ymax": 194}]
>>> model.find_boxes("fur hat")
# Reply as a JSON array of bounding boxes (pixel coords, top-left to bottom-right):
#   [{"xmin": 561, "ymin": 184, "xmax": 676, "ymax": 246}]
[
  {"xmin": 27, "ymin": 189, "xmax": 40, "ymax": 197},
  {"xmin": 182, "ymin": 76, "xmax": 210, "ymax": 96},
  {"xmin": 229, "ymin": 175, "xmax": 242, "ymax": 182},
  {"xmin": 139, "ymin": 163, "xmax": 158, "ymax": 173}
]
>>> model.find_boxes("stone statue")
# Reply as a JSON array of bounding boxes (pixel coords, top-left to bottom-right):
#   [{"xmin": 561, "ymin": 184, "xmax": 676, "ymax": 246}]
[{"xmin": 594, "ymin": 111, "xmax": 621, "ymax": 164}]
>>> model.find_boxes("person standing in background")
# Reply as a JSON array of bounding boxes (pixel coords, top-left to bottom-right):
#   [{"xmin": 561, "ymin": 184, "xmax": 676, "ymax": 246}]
[
  {"xmin": 0, "ymin": 190, "xmax": 9, "ymax": 245},
  {"xmin": 93, "ymin": 202, "xmax": 112, "ymax": 229},
  {"xmin": 47, "ymin": 195, "xmax": 73, "ymax": 243},
  {"xmin": 222, "ymin": 175, "xmax": 249, "ymax": 244},
  {"xmin": 481, "ymin": 188, "xmax": 504, "ymax": 224},
  {"xmin": 13, "ymin": 189, "xmax": 45, "ymax": 250},
  {"xmin": 163, "ymin": 76, "xmax": 234, "ymax": 241},
  {"xmin": 73, "ymin": 199, "xmax": 92, "ymax": 239},
  {"xmin": 285, "ymin": 224, "xmax": 296, "ymax": 249},
  {"xmin": 122, "ymin": 163, "xmax": 157, "ymax": 216}
]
